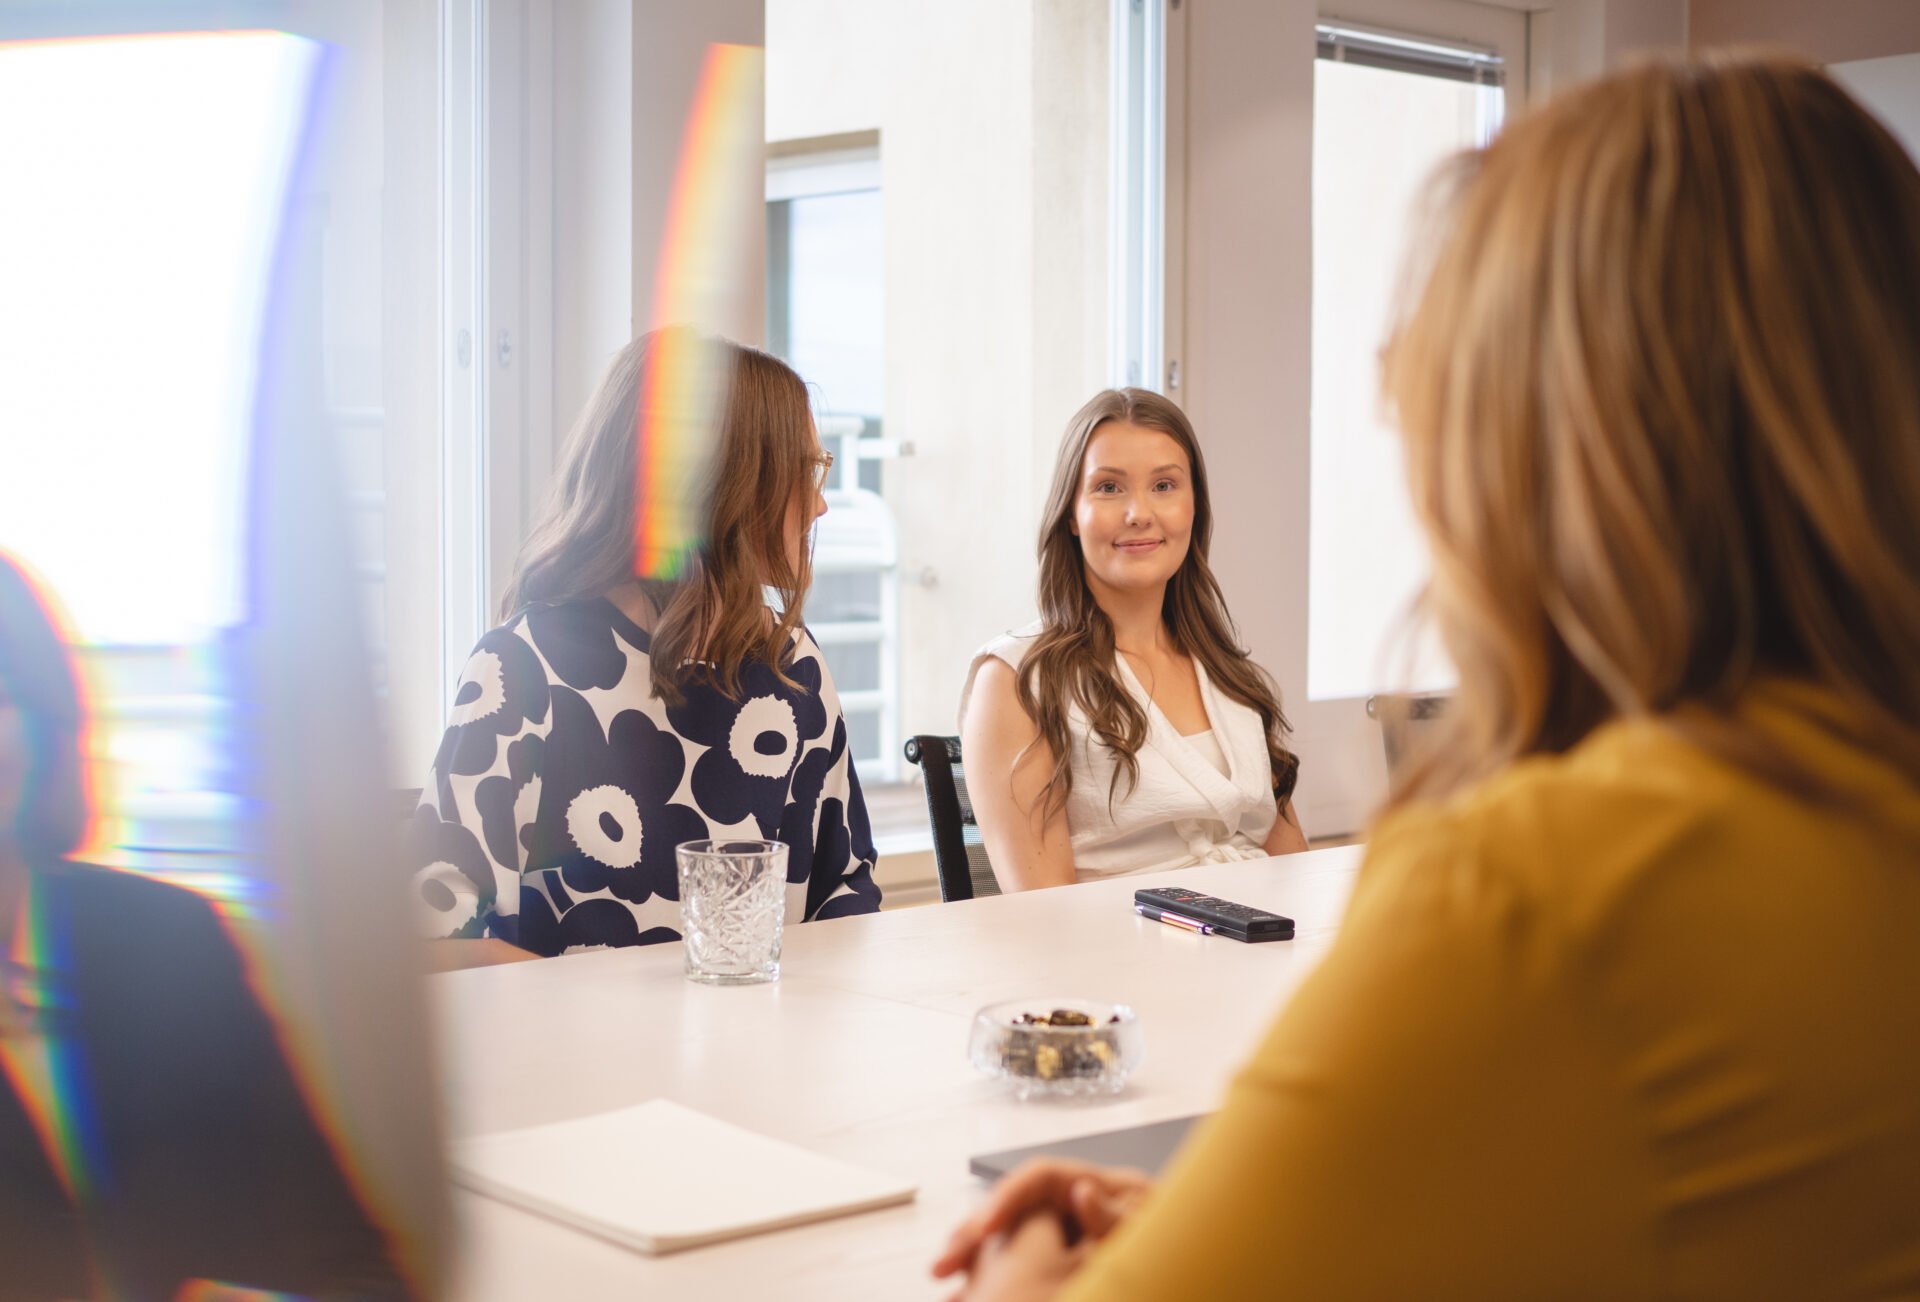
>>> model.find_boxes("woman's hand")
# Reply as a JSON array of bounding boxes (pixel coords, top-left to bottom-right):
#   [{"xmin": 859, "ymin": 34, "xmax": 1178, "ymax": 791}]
[
  {"xmin": 938, "ymin": 1211, "xmax": 1088, "ymax": 1302},
  {"xmin": 932, "ymin": 1159, "xmax": 1154, "ymax": 1282}
]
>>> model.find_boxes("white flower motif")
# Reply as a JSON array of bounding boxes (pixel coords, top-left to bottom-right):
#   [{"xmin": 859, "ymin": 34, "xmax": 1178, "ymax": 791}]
[
  {"xmin": 729, "ymin": 694, "xmax": 799, "ymax": 780},
  {"xmin": 448, "ymin": 650, "xmax": 506, "ymax": 725},
  {"xmin": 566, "ymin": 784, "xmax": 645, "ymax": 869},
  {"xmin": 413, "ymin": 861, "xmax": 481, "ymax": 932}
]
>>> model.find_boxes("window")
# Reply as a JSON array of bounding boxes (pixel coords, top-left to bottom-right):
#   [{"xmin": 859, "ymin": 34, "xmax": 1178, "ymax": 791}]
[
  {"xmin": 1112, "ymin": 0, "xmax": 1168, "ymax": 394},
  {"xmin": 1308, "ymin": 21, "xmax": 1505, "ymax": 703},
  {"xmin": 0, "ymin": 2, "xmax": 495, "ymax": 876},
  {"xmin": 0, "ymin": 31, "xmax": 303, "ymax": 648},
  {"xmin": 767, "ymin": 146, "xmax": 899, "ymax": 780}
]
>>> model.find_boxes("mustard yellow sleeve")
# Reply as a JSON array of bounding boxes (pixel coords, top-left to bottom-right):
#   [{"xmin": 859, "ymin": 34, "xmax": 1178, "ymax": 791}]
[{"xmin": 1059, "ymin": 810, "xmax": 1663, "ymax": 1301}]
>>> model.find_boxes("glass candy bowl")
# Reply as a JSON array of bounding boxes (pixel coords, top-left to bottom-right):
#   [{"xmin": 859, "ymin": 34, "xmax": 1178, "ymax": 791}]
[{"xmin": 968, "ymin": 999, "xmax": 1143, "ymax": 1100}]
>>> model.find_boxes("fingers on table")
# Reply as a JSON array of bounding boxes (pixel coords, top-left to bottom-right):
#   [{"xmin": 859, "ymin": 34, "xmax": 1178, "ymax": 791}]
[{"xmin": 933, "ymin": 1159, "xmax": 1149, "ymax": 1278}]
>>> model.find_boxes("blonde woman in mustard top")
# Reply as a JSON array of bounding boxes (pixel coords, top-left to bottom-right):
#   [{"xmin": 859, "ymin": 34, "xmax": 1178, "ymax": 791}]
[{"xmin": 934, "ymin": 55, "xmax": 1920, "ymax": 1301}]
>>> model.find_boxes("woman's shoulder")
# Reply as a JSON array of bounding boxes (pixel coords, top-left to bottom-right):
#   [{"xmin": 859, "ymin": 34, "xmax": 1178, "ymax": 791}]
[
  {"xmin": 958, "ymin": 620, "xmax": 1045, "ymax": 728},
  {"xmin": 1356, "ymin": 707, "xmax": 1825, "ymax": 935},
  {"xmin": 972, "ymin": 619, "xmax": 1045, "ymax": 670},
  {"xmin": 43, "ymin": 860, "xmax": 217, "ymax": 933},
  {"xmin": 39, "ymin": 861, "xmax": 235, "ymax": 984},
  {"xmin": 507, "ymin": 597, "xmax": 657, "ymax": 697},
  {"xmin": 667, "ymin": 626, "xmax": 832, "ymax": 728}
]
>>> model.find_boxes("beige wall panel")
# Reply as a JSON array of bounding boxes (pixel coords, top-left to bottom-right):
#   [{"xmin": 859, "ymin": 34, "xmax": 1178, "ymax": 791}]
[
  {"xmin": 551, "ymin": 0, "xmax": 635, "ymax": 449},
  {"xmin": 1177, "ymin": 0, "xmax": 1325, "ymax": 813},
  {"xmin": 632, "ymin": 0, "xmax": 766, "ymax": 348},
  {"xmin": 1691, "ymin": 0, "xmax": 1920, "ymax": 64}
]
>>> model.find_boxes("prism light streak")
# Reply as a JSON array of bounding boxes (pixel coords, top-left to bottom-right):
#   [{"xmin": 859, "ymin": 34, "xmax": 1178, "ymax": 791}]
[
  {"xmin": 0, "ymin": 27, "xmax": 432, "ymax": 1297},
  {"xmin": 1, "ymin": 884, "xmax": 103, "ymax": 1208},
  {"xmin": 0, "ymin": 559, "xmax": 107, "ymax": 1278},
  {"xmin": 634, "ymin": 44, "xmax": 765, "ymax": 580},
  {"xmin": 228, "ymin": 29, "xmax": 450, "ymax": 1298}
]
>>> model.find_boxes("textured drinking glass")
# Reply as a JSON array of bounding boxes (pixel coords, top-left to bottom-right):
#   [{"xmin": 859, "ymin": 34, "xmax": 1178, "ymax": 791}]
[{"xmin": 676, "ymin": 839, "xmax": 788, "ymax": 985}]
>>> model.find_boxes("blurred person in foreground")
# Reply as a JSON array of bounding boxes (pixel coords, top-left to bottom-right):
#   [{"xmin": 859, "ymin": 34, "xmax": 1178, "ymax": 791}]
[
  {"xmin": 934, "ymin": 54, "xmax": 1920, "ymax": 1301},
  {"xmin": 0, "ymin": 557, "xmax": 401, "ymax": 1300},
  {"xmin": 409, "ymin": 330, "xmax": 881, "ymax": 964}
]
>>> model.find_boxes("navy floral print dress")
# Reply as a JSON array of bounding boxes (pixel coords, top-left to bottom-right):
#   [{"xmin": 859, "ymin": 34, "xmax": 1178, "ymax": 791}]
[{"xmin": 408, "ymin": 598, "xmax": 882, "ymax": 954}]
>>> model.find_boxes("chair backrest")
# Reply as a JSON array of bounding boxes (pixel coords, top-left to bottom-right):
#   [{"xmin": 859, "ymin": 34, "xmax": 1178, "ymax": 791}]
[
  {"xmin": 902, "ymin": 735, "xmax": 1000, "ymax": 902},
  {"xmin": 1364, "ymin": 693, "xmax": 1450, "ymax": 791}
]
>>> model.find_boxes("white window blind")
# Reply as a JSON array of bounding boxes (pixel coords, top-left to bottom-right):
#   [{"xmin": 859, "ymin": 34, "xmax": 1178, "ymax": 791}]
[{"xmin": 1316, "ymin": 22, "xmax": 1504, "ymax": 88}]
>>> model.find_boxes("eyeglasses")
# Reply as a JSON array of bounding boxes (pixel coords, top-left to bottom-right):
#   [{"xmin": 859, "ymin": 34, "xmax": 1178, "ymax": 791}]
[{"xmin": 812, "ymin": 449, "xmax": 835, "ymax": 493}]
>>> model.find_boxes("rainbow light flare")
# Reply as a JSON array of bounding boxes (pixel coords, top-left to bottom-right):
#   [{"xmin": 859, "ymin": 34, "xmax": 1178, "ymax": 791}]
[
  {"xmin": 0, "ymin": 31, "xmax": 321, "ymax": 1265},
  {"xmin": 1, "ymin": 882, "xmax": 104, "ymax": 1199},
  {"xmin": 2, "ymin": 27, "xmax": 437, "ymax": 1297},
  {"xmin": 635, "ymin": 43, "xmax": 766, "ymax": 580},
  {"xmin": 0, "ymin": 557, "xmax": 108, "ymax": 1293},
  {"xmin": 174, "ymin": 1284, "xmax": 302, "ymax": 1302}
]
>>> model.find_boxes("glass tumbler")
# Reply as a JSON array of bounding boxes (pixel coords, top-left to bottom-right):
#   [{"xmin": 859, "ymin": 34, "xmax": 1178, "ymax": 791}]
[{"xmin": 675, "ymin": 839, "xmax": 788, "ymax": 985}]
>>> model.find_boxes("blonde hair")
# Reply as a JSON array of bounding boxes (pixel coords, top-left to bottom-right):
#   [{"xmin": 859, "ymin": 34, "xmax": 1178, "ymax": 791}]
[
  {"xmin": 1020, "ymin": 389, "xmax": 1299, "ymax": 818},
  {"xmin": 502, "ymin": 330, "xmax": 818, "ymax": 702},
  {"xmin": 1382, "ymin": 54, "xmax": 1920, "ymax": 806}
]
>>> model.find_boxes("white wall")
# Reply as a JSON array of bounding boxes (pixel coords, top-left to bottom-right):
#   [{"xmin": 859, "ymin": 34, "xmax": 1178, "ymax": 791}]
[
  {"xmin": 1175, "ymin": 0, "xmax": 1331, "ymax": 822},
  {"xmin": 1832, "ymin": 54, "xmax": 1920, "ymax": 161},
  {"xmin": 632, "ymin": 0, "xmax": 766, "ymax": 348},
  {"xmin": 550, "ymin": 1, "xmax": 635, "ymax": 455},
  {"xmin": 1531, "ymin": 0, "xmax": 1686, "ymax": 103},
  {"xmin": 382, "ymin": 0, "xmax": 442, "ymax": 780},
  {"xmin": 767, "ymin": 0, "xmax": 1110, "ymax": 742},
  {"xmin": 773, "ymin": 0, "xmax": 1040, "ymax": 745},
  {"xmin": 546, "ymin": 0, "xmax": 766, "ymax": 480},
  {"xmin": 1032, "ymin": 1, "xmax": 1116, "ymax": 520}
]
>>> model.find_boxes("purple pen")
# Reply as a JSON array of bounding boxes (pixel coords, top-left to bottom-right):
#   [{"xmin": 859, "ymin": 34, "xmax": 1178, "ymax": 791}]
[{"xmin": 1136, "ymin": 904, "xmax": 1213, "ymax": 936}]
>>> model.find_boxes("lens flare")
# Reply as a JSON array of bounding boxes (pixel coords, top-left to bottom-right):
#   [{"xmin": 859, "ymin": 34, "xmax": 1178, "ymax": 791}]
[
  {"xmin": 635, "ymin": 43, "xmax": 766, "ymax": 580},
  {"xmin": 1, "ymin": 27, "xmax": 441, "ymax": 1296}
]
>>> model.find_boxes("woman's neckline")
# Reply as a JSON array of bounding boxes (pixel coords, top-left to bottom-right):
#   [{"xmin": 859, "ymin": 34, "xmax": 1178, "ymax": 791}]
[{"xmin": 1114, "ymin": 652, "xmax": 1223, "ymax": 745}]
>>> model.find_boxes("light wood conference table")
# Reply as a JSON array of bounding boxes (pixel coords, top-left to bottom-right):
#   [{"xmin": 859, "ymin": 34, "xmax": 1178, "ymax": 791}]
[{"xmin": 436, "ymin": 844, "xmax": 1365, "ymax": 1300}]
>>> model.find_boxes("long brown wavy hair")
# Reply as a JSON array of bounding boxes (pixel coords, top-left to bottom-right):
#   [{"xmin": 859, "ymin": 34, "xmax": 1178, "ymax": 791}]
[
  {"xmin": 501, "ymin": 330, "xmax": 819, "ymax": 703},
  {"xmin": 1381, "ymin": 54, "xmax": 1920, "ymax": 810},
  {"xmin": 1019, "ymin": 388, "xmax": 1299, "ymax": 818}
]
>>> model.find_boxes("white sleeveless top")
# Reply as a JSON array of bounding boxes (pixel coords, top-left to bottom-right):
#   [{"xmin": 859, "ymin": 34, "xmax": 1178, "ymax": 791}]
[
  {"xmin": 1186, "ymin": 729, "xmax": 1230, "ymax": 776},
  {"xmin": 959, "ymin": 624, "xmax": 1279, "ymax": 882}
]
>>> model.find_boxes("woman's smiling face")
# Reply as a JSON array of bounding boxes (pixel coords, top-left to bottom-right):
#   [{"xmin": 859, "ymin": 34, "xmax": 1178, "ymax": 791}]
[{"xmin": 1072, "ymin": 420, "xmax": 1195, "ymax": 599}]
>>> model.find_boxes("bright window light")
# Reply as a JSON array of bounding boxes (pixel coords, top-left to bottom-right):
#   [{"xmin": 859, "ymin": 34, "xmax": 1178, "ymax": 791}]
[
  {"xmin": 0, "ymin": 30, "xmax": 322, "ymax": 645},
  {"xmin": 1307, "ymin": 56, "xmax": 1499, "ymax": 701},
  {"xmin": 784, "ymin": 187, "xmax": 885, "ymax": 417}
]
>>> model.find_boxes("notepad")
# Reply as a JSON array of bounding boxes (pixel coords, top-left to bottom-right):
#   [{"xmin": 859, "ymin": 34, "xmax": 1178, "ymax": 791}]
[{"xmin": 452, "ymin": 1099, "xmax": 918, "ymax": 1255}]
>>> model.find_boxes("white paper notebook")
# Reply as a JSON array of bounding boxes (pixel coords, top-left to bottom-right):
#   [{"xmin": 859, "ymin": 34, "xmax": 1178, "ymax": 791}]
[{"xmin": 451, "ymin": 1099, "xmax": 918, "ymax": 1255}]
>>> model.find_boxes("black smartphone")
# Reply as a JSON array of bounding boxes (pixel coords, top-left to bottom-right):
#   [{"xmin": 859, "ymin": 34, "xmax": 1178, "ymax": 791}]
[{"xmin": 1133, "ymin": 885, "xmax": 1294, "ymax": 943}]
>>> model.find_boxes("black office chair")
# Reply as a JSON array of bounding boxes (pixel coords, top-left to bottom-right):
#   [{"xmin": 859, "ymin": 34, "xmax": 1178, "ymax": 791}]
[{"xmin": 902, "ymin": 735, "xmax": 1000, "ymax": 902}]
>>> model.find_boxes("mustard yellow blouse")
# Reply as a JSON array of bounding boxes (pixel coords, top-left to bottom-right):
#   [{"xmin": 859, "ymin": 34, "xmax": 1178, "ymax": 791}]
[{"xmin": 1063, "ymin": 684, "xmax": 1920, "ymax": 1300}]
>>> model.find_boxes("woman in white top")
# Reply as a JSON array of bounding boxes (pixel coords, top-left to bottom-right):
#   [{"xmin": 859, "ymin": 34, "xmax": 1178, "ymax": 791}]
[{"xmin": 960, "ymin": 389, "xmax": 1308, "ymax": 888}]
